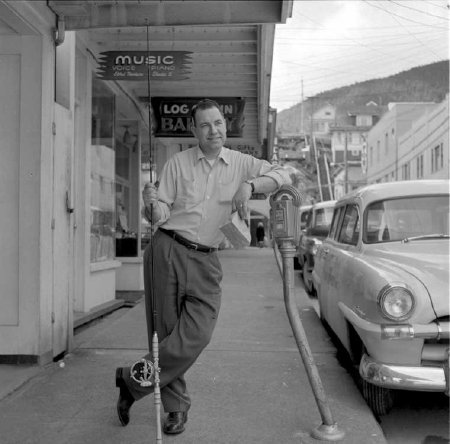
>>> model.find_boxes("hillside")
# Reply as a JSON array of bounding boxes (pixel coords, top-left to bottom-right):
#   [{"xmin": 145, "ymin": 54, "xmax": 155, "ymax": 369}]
[{"xmin": 276, "ymin": 60, "xmax": 449, "ymax": 134}]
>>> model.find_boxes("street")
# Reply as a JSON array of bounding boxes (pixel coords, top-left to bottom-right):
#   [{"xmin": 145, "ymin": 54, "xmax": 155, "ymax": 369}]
[{"xmin": 294, "ymin": 271, "xmax": 450, "ymax": 444}]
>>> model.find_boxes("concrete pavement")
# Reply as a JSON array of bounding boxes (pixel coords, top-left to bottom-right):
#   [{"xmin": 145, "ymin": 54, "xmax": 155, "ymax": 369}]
[{"xmin": 0, "ymin": 248, "xmax": 386, "ymax": 443}]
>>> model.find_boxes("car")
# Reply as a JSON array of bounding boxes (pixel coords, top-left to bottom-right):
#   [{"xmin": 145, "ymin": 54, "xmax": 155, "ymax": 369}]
[
  {"xmin": 295, "ymin": 200, "xmax": 336, "ymax": 293},
  {"xmin": 312, "ymin": 180, "xmax": 449, "ymax": 415},
  {"xmin": 293, "ymin": 204, "xmax": 312, "ymax": 270}
]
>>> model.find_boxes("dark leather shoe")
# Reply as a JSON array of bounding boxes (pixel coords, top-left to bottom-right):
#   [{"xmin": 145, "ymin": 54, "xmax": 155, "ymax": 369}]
[
  {"xmin": 115, "ymin": 367, "xmax": 135, "ymax": 426},
  {"xmin": 163, "ymin": 411, "xmax": 188, "ymax": 435}
]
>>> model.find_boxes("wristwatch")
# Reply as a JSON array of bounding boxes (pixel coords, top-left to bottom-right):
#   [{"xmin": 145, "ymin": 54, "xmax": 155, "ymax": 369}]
[{"xmin": 245, "ymin": 180, "xmax": 255, "ymax": 193}]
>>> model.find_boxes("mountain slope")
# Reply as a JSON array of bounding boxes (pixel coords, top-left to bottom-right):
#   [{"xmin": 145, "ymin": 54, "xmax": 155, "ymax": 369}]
[{"xmin": 276, "ymin": 60, "xmax": 449, "ymax": 134}]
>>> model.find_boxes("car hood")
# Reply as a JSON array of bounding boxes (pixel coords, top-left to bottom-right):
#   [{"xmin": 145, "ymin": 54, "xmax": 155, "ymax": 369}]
[{"xmin": 366, "ymin": 240, "xmax": 449, "ymax": 317}]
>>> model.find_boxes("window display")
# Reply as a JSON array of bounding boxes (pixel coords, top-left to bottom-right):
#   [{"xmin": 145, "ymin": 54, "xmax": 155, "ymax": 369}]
[{"xmin": 90, "ymin": 79, "xmax": 115, "ymax": 262}]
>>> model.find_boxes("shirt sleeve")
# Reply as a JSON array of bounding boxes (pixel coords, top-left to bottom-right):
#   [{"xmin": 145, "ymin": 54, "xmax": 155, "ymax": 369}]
[{"xmin": 249, "ymin": 158, "xmax": 292, "ymax": 188}]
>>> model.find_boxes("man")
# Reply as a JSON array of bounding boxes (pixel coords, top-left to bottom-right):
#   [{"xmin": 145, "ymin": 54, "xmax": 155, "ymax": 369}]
[
  {"xmin": 115, "ymin": 99, "xmax": 290, "ymax": 435},
  {"xmin": 256, "ymin": 221, "xmax": 266, "ymax": 248}
]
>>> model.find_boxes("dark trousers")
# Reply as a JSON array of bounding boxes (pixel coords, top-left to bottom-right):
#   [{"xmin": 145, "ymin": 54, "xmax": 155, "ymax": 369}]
[{"xmin": 123, "ymin": 230, "xmax": 223, "ymax": 413}]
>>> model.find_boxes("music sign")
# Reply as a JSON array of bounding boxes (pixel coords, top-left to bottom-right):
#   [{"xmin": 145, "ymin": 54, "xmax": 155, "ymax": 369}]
[
  {"xmin": 96, "ymin": 51, "xmax": 192, "ymax": 81},
  {"xmin": 151, "ymin": 97, "xmax": 245, "ymax": 137}
]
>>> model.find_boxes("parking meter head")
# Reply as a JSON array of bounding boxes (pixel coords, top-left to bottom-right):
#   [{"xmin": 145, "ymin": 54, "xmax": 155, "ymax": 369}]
[{"xmin": 269, "ymin": 186, "xmax": 302, "ymax": 240}]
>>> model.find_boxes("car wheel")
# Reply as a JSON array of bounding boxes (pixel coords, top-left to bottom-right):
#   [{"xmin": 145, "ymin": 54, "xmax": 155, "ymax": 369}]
[
  {"xmin": 302, "ymin": 266, "xmax": 313, "ymax": 294},
  {"xmin": 361, "ymin": 379, "xmax": 394, "ymax": 416}
]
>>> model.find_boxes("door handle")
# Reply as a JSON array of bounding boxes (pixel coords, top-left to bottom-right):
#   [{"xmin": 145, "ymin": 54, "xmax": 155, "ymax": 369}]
[{"xmin": 66, "ymin": 190, "xmax": 74, "ymax": 214}]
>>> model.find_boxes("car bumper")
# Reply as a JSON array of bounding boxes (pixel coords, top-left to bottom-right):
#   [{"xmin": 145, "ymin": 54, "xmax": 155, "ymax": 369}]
[
  {"xmin": 360, "ymin": 353, "xmax": 449, "ymax": 394},
  {"xmin": 338, "ymin": 302, "xmax": 450, "ymax": 341},
  {"xmin": 338, "ymin": 303, "xmax": 449, "ymax": 394}
]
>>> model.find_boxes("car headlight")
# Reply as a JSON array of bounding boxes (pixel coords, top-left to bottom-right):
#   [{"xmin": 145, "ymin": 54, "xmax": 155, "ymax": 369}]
[{"xmin": 378, "ymin": 284, "xmax": 415, "ymax": 321}]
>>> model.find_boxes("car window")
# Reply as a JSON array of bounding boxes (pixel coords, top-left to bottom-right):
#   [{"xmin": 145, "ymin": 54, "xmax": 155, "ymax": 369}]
[
  {"xmin": 337, "ymin": 205, "xmax": 359, "ymax": 245},
  {"xmin": 309, "ymin": 205, "xmax": 335, "ymax": 236},
  {"xmin": 315, "ymin": 207, "xmax": 334, "ymax": 227},
  {"xmin": 364, "ymin": 195, "xmax": 449, "ymax": 243},
  {"xmin": 301, "ymin": 209, "xmax": 311, "ymax": 227},
  {"xmin": 328, "ymin": 206, "xmax": 343, "ymax": 240}
]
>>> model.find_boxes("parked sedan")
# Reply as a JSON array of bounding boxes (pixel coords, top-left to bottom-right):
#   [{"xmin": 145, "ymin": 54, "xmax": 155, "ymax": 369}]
[
  {"xmin": 293, "ymin": 204, "xmax": 312, "ymax": 270},
  {"xmin": 312, "ymin": 180, "xmax": 449, "ymax": 415},
  {"xmin": 295, "ymin": 200, "xmax": 336, "ymax": 293}
]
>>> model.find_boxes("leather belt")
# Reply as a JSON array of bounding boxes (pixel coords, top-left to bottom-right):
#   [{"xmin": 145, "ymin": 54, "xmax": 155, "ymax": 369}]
[{"xmin": 159, "ymin": 228, "xmax": 217, "ymax": 253}]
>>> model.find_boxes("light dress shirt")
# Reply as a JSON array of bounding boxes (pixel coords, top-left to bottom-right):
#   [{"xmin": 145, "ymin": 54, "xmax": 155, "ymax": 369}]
[{"xmin": 152, "ymin": 146, "xmax": 291, "ymax": 247}]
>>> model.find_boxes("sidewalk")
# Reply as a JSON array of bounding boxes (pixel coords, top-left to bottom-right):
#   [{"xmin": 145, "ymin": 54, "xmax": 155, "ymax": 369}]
[{"xmin": 0, "ymin": 248, "xmax": 386, "ymax": 444}]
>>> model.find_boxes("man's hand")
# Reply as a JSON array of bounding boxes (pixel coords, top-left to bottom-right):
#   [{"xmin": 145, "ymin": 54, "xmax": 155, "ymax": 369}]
[
  {"xmin": 142, "ymin": 183, "xmax": 162, "ymax": 223},
  {"xmin": 142, "ymin": 183, "xmax": 158, "ymax": 207},
  {"xmin": 232, "ymin": 182, "xmax": 252, "ymax": 220}
]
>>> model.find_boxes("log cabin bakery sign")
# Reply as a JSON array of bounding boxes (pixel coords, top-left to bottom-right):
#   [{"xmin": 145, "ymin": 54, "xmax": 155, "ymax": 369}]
[
  {"xmin": 96, "ymin": 51, "xmax": 192, "ymax": 80},
  {"xmin": 150, "ymin": 97, "xmax": 245, "ymax": 137}
]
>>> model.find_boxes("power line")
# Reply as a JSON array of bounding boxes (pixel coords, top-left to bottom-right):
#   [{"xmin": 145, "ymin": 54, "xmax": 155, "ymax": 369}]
[
  {"xmin": 296, "ymin": 11, "xmax": 396, "ymax": 59},
  {"xmin": 387, "ymin": 0, "xmax": 450, "ymax": 21},
  {"xmin": 362, "ymin": 0, "xmax": 449, "ymax": 29},
  {"xmin": 386, "ymin": 7, "xmax": 444, "ymax": 59}
]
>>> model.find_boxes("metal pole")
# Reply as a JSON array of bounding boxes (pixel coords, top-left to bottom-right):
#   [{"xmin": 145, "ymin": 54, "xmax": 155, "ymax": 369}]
[
  {"xmin": 344, "ymin": 130, "xmax": 348, "ymax": 194},
  {"xmin": 277, "ymin": 239, "xmax": 345, "ymax": 441}
]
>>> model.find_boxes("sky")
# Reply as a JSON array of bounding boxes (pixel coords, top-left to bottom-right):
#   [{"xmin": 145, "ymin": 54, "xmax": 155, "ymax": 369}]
[{"xmin": 270, "ymin": 0, "xmax": 449, "ymax": 111}]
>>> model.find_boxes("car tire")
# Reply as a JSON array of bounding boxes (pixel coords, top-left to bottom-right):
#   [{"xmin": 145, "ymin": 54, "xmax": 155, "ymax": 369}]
[
  {"xmin": 302, "ymin": 266, "xmax": 313, "ymax": 295},
  {"xmin": 361, "ymin": 379, "xmax": 394, "ymax": 416}
]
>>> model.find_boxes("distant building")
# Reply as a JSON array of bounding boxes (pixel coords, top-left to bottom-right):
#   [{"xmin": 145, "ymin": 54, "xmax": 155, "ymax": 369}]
[
  {"xmin": 276, "ymin": 134, "xmax": 309, "ymax": 162},
  {"xmin": 365, "ymin": 100, "xmax": 447, "ymax": 183},
  {"xmin": 329, "ymin": 102, "xmax": 386, "ymax": 198},
  {"xmin": 311, "ymin": 103, "xmax": 336, "ymax": 136}
]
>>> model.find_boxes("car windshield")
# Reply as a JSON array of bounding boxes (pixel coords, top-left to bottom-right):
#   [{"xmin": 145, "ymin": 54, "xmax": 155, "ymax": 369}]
[
  {"xmin": 314, "ymin": 207, "xmax": 334, "ymax": 228},
  {"xmin": 364, "ymin": 195, "xmax": 449, "ymax": 243}
]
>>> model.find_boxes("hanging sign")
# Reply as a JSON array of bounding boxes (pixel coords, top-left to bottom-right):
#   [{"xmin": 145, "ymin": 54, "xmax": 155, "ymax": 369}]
[
  {"xmin": 226, "ymin": 140, "xmax": 267, "ymax": 159},
  {"xmin": 150, "ymin": 97, "xmax": 245, "ymax": 137},
  {"xmin": 96, "ymin": 51, "xmax": 192, "ymax": 81}
]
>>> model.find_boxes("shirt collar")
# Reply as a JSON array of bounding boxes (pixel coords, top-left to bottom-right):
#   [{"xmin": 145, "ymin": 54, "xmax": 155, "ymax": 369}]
[{"xmin": 195, "ymin": 146, "xmax": 230, "ymax": 165}]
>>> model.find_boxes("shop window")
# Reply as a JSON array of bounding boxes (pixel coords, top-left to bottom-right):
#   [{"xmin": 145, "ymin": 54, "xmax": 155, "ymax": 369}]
[
  {"xmin": 115, "ymin": 121, "xmax": 139, "ymax": 257},
  {"xmin": 90, "ymin": 79, "xmax": 115, "ymax": 262}
]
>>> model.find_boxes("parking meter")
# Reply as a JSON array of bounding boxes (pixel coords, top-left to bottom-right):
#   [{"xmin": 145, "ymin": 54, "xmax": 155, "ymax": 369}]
[
  {"xmin": 269, "ymin": 186, "xmax": 302, "ymax": 240},
  {"xmin": 270, "ymin": 185, "xmax": 345, "ymax": 442}
]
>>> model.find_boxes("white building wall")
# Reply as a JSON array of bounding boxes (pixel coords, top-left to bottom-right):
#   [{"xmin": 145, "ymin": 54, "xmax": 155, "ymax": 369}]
[
  {"xmin": 397, "ymin": 96, "xmax": 449, "ymax": 181},
  {"xmin": 0, "ymin": 1, "xmax": 56, "ymax": 362},
  {"xmin": 366, "ymin": 103, "xmax": 438, "ymax": 183}
]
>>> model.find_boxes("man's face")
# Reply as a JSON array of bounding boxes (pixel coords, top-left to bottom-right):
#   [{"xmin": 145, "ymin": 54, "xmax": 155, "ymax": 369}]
[{"xmin": 191, "ymin": 106, "xmax": 227, "ymax": 154}]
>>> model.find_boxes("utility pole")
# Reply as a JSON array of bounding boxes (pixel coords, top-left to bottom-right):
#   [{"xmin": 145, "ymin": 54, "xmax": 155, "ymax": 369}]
[
  {"xmin": 344, "ymin": 129, "xmax": 348, "ymax": 194},
  {"xmin": 300, "ymin": 78, "xmax": 304, "ymax": 135},
  {"xmin": 309, "ymin": 96, "xmax": 314, "ymax": 162}
]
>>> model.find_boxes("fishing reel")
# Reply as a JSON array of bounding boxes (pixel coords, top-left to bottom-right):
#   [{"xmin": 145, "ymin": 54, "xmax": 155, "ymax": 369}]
[{"xmin": 130, "ymin": 358, "xmax": 158, "ymax": 388}]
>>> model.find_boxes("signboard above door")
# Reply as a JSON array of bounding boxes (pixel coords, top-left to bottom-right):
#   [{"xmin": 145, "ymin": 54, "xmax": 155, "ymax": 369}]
[
  {"xmin": 150, "ymin": 97, "xmax": 245, "ymax": 138},
  {"xmin": 96, "ymin": 51, "xmax": 192, "ymax": 81}
]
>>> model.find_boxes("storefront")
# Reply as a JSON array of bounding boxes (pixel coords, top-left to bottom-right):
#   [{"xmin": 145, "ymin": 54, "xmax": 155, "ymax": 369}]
[{"xmin": 0, "ymin": 0, "xmax": 292, "ymax": 364}]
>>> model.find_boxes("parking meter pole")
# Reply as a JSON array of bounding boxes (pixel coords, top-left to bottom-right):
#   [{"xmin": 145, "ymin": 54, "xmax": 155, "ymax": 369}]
[{"xmin": 278, "ymin": 239, "xmax": 345, "ymax": 442}]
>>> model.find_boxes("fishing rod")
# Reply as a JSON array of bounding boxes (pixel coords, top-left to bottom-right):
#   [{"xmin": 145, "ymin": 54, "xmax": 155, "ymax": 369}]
[
  {"xmin": 130, "ymin": 21, "xmax": 162, "ymax": 444},
  {"xmin": 145, "ymin": 20, "xmax": 162, "ymax": 443}
]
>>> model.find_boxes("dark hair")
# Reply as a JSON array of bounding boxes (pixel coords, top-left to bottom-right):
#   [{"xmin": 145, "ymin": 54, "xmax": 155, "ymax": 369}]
[{"xmin": 190, "ymin": 99, "xmax": 223, "ymax": 125}]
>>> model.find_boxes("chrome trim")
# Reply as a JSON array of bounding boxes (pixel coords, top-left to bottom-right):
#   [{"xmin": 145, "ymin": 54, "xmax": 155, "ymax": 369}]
[
  {"xmin": 338, "ymin": 303, "xmax": 450, "ymax": 340},
  {"xmin": 437, "ymin": 322, "xmax": 442, "ymax": 341},
  {"xmin": 360, "ymin": 354, "xmax": 447, "ymax": 392}
]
